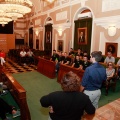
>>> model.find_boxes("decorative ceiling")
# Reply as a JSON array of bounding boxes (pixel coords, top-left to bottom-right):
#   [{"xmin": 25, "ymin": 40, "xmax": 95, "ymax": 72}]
[{"xmin": 30, "ymin": 0, "xmax": 41, "ymax": 13}]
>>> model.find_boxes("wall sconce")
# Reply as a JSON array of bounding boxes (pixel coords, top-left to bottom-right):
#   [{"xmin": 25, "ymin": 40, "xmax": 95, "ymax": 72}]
[
  {"xmin": 108, "ymin": 26, "xmax": 116, "ymax": 36},
  {"xmin": 58, "ymin": 29, "xmax": 62, "ymax": 36},
  {"xmin": 35, "ymin": 30, "xmax": 39, "ymax": 36}
]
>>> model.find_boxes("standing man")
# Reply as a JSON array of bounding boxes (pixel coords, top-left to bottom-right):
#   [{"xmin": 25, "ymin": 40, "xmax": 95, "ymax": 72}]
[{"xmin": 80, "ymin": 51, "xmax": 107, "ymax": 109}]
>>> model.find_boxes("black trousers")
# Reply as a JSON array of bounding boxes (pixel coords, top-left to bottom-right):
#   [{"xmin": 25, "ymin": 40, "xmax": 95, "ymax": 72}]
[{"xmin": 0, "ymin": 98, "xmax": 12, "ymax": 120}]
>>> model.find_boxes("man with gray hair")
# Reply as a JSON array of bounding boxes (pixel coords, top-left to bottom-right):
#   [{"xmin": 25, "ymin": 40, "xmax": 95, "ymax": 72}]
[{"xmin": 104, "ymin": 51, "xmax": 115, "ymax": 64}]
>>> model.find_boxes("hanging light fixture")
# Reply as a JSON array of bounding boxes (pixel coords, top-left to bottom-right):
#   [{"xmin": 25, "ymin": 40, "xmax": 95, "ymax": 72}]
[
  {"xmin": 43, "ymin": 0, "xmax": 55, "ymax": 3},
  {"xmin": 0, "ymin": 0, "xmax": 33, "ymax": 25},
  {"xmin": 46, "ymin": 0, "xmax": 55, "ymax": 3}
]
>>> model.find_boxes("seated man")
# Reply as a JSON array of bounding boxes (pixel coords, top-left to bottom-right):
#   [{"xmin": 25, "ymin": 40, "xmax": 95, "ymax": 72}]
[
  {"xmin": 0, "ymin": 98, "xmax": 20, "ymax": 120},
  {"xmin": 50, "ymin": 50, "xmax": 59, "ymax": 72},
  {"xmin": 104, "ymin": 51, "xmax": 115, "ymax": 64},
  {"xmin": 20, "ymin": 49, "xmax": 27, "ymax": 65},
  {"xmin": 75, "ymin": 48, "xmax": 83, "ymax": 56},
  {"xmin": 26, "ymin": 49, "xmax": 34, "ymax": 64},
  {"xmin": 69, "ymin": 48, "xmax": 74, "ymax": 56},
  {"xmin": 50, "ymin": 50, "xmax": 59, "ymax": 61},
  {"xmin": 72, "ymin": 55, "xmax": 83, "ymax": 69},
  {"xmin": 83, "ymin": 51, "xmax": 90, "ymax": 60},
  {"xmin": 55, "ymin": 52, "xmax": 65, "ymax": 72},
  {"xmin": 62, "ymin": 52, "xmax": 71, "ymax": 65},
  {"xmin": 81, "ymin": 55, "xmax": 91, "ymax": 70}
]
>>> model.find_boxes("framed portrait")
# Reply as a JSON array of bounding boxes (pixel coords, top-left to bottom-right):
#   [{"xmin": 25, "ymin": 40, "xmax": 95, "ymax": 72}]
[
  {"xmin": 105, "ymin": 42, "xmax": 118, "ymax": 57},
  {"xmin": 78, "ymin": 27, "xmax": 87, "ymax": 45},
  {"xmin": 46, "ymin": 31, "xmax": 51, "ymax": 43},
  {"xmin": 36, "ymin": 39, "xmax": 39, "ymax": 49},
  {"xmin": 58, "ymin": 40, "xmax": 63, "ymax": 52}
]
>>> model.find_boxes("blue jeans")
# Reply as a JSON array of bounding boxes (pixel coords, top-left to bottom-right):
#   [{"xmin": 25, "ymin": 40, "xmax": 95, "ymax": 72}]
[{"xmin": 84, "ymin": 89, "xmax": 101, "ymax": 109}]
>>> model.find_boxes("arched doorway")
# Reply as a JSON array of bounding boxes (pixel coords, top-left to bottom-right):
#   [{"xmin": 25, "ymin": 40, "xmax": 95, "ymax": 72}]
[
  {"xmin": 29, "ymin": 26, "xmax": 33, "ymax": 49},
  {"xmin": 44, "ymin": 17, "xmax": 53, "ymax": 55},
  {"xmin": 73, "ymin": 8, "xmax": 93, "ymax": 54}
]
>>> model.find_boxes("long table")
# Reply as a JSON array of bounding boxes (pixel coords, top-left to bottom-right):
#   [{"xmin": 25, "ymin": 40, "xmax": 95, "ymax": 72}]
[
  {"xmin": 57, "ymin": 64, "xmax": 84, "ymax": 83},
  {"xmin": 37, "ymin": 57, "xmax": 56, "ymax": 79},
  {"xmin": 82, "ymin": 98, "xmax": 120, "ymax": 120},
  {"xmin": 0, "ymin": 67, "xmax": 31, "ymax": 120}
]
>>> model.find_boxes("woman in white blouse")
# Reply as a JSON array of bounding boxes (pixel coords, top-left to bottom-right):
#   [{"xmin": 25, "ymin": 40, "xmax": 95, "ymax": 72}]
[
  {"xmin": 106, "ymin": 62, "xmax": 115, "ymax": 78},
  {"xmin": 105, "ymin": 62, "xmax": 115, "ymax": 95}
]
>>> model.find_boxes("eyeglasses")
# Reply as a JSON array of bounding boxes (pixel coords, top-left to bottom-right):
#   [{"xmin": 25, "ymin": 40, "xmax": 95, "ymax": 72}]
[{"xmin": 108, "ymin": 64, "xmax": 112, "ymax": 66}]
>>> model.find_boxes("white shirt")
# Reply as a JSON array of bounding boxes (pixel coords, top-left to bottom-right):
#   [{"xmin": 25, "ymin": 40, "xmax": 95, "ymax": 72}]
[
  {"xmin": 104, "ymin": 56, "xmax": 115, "ymax": 63},
  {"xmin": 27, "ymin": 51, "xmax": 33, "ymax": 57},
  {"xmin": 20, "ymin": 51, "xmax": 26, "ymax": 57}
]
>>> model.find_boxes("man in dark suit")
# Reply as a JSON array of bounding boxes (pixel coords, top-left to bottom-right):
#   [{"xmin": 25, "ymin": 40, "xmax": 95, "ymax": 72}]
[{"xmin": 79, "ymin": 32, "xmax": 85, "ymax": 43}]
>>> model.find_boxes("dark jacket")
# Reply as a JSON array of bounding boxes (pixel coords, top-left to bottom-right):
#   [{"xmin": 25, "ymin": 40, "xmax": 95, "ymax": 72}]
[{"xmin": 40, "ymin": 91, "xmax": 95, "ymax": 120}]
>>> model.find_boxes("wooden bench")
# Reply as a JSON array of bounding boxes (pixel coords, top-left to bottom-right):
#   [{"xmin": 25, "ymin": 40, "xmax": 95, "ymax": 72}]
[
  {"xmin": 0, "ymin": 67, "xmax": 31, "ymax": 120},
  {"xmin": 57, "ymin": 64, "xmax": 84, "ymax": 83},
  {"xmin": 37, "ymin": 57, "xmax": 56, "ymax": 79}
]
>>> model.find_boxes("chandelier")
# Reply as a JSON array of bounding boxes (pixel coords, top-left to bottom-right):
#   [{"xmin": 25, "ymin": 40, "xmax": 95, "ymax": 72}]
[
  {"xmin": 46, "ymin": 0, "xmax": 55, "ymax": 3},
  {"xmin": 0, "ymin": 0, "xmax": 33, "ymax": 25},
  {"xmin": 43, "ymin": 0, "xmax": 55, "ymax": 3}
]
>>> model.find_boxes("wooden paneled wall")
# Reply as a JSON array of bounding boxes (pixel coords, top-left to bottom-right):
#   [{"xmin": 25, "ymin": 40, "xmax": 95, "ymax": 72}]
[{"xmin": 0, "ymin": 34, "xmax": 15, "ymax": 53}]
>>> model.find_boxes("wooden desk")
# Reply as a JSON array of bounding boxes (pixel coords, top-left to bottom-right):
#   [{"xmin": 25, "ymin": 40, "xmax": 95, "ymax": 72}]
[
  {"xmin": 37, "ymin": 57, "xmax": 56, "ymax": 79},
  {"xmin": 0, "ymin": 68, "xmax": 31, "ymax": 120},
  {"xmin": 57, "ymin": 64, "xmax": 84, "ymax": 83},
  {"xmin": 82, "ymin": 98, "xmax": 120, "ymax": 120}
]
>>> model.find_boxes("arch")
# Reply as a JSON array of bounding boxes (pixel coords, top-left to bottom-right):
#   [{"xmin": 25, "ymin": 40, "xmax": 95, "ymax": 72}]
[
  {"xmin": 73, "ymin": 6, "xmax": 95, "ymax": 21},
  {"xmin": 44, "ymin": 16, "xmax": 54, "ymax": 26},
  {"xmin": 43, "ymin": 16, "xmax": 54, "ymax": 53}
]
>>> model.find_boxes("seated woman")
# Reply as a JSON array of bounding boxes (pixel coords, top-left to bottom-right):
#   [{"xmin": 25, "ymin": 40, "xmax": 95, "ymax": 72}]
[
  {"xmin": 0, "ymin": 49, "xmax": 6, "ymax": 66},
  {"xmin": 105, "ymin": 62, "xmax": 115, "ymax": 95},
  {"xmin": 0, "ymin": 98, "xmax": 20, "ymax": 120}
]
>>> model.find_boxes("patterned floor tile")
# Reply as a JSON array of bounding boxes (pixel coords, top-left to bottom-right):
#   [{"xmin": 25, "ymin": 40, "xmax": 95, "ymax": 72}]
[{"xmin": 5, "ymin": 58, "xmax": 37, "ymax": 74}]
